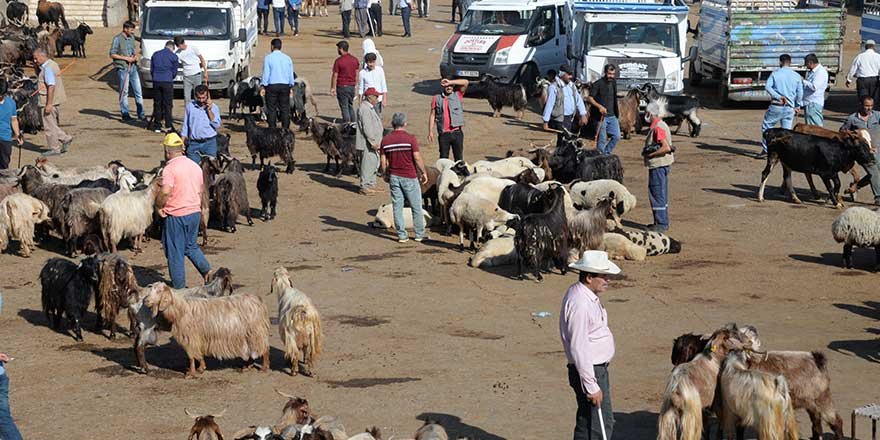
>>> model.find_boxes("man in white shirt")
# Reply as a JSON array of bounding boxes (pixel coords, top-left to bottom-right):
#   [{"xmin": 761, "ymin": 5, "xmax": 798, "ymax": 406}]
[
  {"xmin": 174, "ymin": 36, "xmax": 207, "ymax": 101},
  {"xmin": 802, "ymin": 53, "xmax": 828, "ymax": 126},
  {"xmin": 847, "ymin": 40, "xmax": 880, "ymax": 103},
  {"xmin": 358, "ymin": 52, "xmax": 388, "ymax": 114}
]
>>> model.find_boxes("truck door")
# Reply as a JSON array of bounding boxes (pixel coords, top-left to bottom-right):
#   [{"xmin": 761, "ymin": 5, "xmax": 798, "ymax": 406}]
[
  {"xmin": 527, "ymin": 6, "xmax": 559, "ymax": 75},
  {"xmin": 557, "ymin": 4, "xmax": 568, "ymax": 63}
]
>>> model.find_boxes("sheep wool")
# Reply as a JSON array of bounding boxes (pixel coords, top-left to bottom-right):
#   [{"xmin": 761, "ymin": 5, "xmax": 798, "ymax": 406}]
[
  {"xmin": 602, "ymin": 233, "xmax": 646, "ymax": 261},
  {"xmin": 469, "ymin": 235, "xmax": 516, "ymax": 268},
  {"xmin": 831, "ymin": 207, "xmax": 880, "ymax": 246},
  {"xmin": 370, "ymin": 203, "xmax": 434, "ymax": 230},
  {"xmin": 570, "ymin": 179, "xmax": 637, "ymax": 215},
  {"xmin": 613, "ymin": 227, "xmax": 681, "ymax": 256}
]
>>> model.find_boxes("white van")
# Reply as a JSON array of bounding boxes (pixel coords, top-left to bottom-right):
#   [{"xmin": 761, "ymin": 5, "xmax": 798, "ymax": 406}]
[
  {"xmin": 439, "ymin": 0, "xmax": 571, "ymax": 93},
  {"xmin": 138, "ymin": 0, "xmax": 258, "ymax": 94}
]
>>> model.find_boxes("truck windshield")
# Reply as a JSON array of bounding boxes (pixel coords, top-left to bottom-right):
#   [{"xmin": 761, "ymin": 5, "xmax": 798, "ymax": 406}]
[
  {"xmin": 457, "ymin": 9, "xmax": 534, "ymax": 35},
  {"xmin": 143, "ymin": 7, "xmax": 231, "ymax": 39},
  {"xmin": 586, "ymin": 22, "xmax": 677, "ymax": 54}
]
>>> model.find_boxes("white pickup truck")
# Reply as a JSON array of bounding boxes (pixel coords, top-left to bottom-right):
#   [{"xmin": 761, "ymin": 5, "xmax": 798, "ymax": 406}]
[{"xmin": 138, "ymin": 0, "xmax": 258, "ymax": 94}]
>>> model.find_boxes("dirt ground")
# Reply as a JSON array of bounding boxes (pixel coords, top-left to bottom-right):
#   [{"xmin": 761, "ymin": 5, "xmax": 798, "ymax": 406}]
[{"xmin": 0, "ymin": 6, "xmax": 878, "ymax": 440}]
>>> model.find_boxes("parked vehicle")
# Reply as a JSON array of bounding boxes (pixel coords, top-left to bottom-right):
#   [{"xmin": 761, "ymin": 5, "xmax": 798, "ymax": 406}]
[{"xmin": 862, "ymin": 0, "xmax": 880, "ymax": 43}]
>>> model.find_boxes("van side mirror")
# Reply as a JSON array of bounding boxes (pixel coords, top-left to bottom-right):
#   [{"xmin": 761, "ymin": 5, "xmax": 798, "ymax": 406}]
[{"xmin": 238, "ymin": 28, "xmax": 247, "ymax": 42}]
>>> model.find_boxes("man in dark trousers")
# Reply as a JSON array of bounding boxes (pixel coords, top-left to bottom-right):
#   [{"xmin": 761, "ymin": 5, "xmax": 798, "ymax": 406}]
[
  {"xmin": 149, "ymin": 40, "xmax": 179, "ymax": 133},
  {"xmin": 585, "ymin": 64, "xmax": 621, "ymax": 155},
  {"xmin": 260, "ymin": 38, "xmax": 296, "ymax": 130},
  {"xmin": 331, "ymin": 40, "xmax": 359, "ymax": 123},
  {"xmin": 428, "ymin": 78, "xmax": 468, "ymax": 161},
  {"xmin": 846, "ymin": 40, "xmax": 880, "ymax": 102}
]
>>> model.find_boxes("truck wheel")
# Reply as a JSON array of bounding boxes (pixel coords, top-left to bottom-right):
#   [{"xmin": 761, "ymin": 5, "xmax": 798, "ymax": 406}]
[
  {"xmin": 718, "ymin": 85, "xmax": 730, "ymax": 107},
  {"xmin": 689, "ymin": 61, "xmax": 702, "ymax": 86},
  {"xmin": 520, "ymin": 63, "xmax": 539, "ymax": 97}
]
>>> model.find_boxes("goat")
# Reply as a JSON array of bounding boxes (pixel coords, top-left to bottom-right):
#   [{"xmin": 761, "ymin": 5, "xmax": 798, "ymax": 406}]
[
  {"xmin": 257, "ymin": 165, "xmax": 278, "ymax": 221},
  {"xmin": 34, "ymin": 157, "xmax": 122, "ymax": 185},
  {"xmin": 498, "ymin": 182, "xmax": 544, "ymax": 216},
  {"xmin": 792, "ymin": 123, "xmax": 862, "ymax": 199},
  {"xmin": 199, "ymin": 155, "xmax": 220, "ymax": 246},
  {"xmin": 98, "ymin": 177, "xmax": 159, "ymax": 253},
  {"xmin": 638, "ymin": 83, "xmax": 701, "ymax": 137},
  {"xmin": 36, "ymin": 0, "xmax": 68, "ymax": 29},
  {"xmin": 414, "ymin": 420, "xmax": 448, "ymax": 440},
  {"xmin": 549, "ymin": 133, "xmax": 624, "ymax": 184},
  {"xmin": 308, "ymin": 119, "xmax": 360, "ymax": 176},
  {"xmin": 479, "ymin": 74, "xmax": 527, "ymax": 119},
  {"xmin": 211, "ymin": 156, "xmax": 253, "ymax": 232},
  {"xmin": 6, "ymin": 1, "xmax": 28, "ymax": 25},
  {"xmin": 143, "ymin": 282, "xmax": 271, "ymax": 377},
  {"xmin": 186, "ymin": 408, "xmax": 226, "ymax": 440},
  {"xmin": 60, "ymin": 187, "xmax": 110, "ymax": 256},
  {"xmin": 40, "ymin": 256, "xmax": 100, "ymax": 341},
  {"xmin": 271, "ymin": 267, "xmax": 323, "ymax": 377},
  {"xmin": 0, "ymin": 193, "xmax": 50, "ymax": 257},
  {"xmin": 244, "ymin": 115, "xmax": 295, "ymax": 173},
  {"xmin": 55, "ymin": 22, "xmax": 92, "ymax": 57},
  {"xmin": 93, "ymin": 252, "xmax": 139, "ymax": 339},
  {"xmin": 274, "ymin": 390, "xmax": 312, "ymax": 430},
  {"xmin": 216, "ymin": 132, "xmax": 231, "ymax": 157},
  {"xmin": 11, "ymin": 78, "xmax": 42, "ymax": 133},
  {"xmin": 618, "ymin": 88, "xmax": 642, "ymax": 139},
  {"xmin": 420, "ymin": 166, "xmax": 442, "ymax": 214},
  {"xmin": 229, "ymin": 76, "xmax": 263, "ymax": 117},
  {"xmin": 19, "ymin": 164, "xmax": 70, "ymax": 235},
  {"xmin": 514, "ymin": 185, "xmax": 570, "ymax": 282},
  {"xmin": 449, "ymin": 193, "xmax": 518, "ymax": 250},
  {"xmin": 233, "ymin": 426, "xmax": 284, "ymax": 440},
  {"xmin": 720, "ymin": 350, "xmax": 799, "ymax": 440},
  {"xmin": 568, "ymin": 197, "xmax": 614, "ymax": 255},
  {"xmin": 290, "ymin": 78, "xmax": 318, "ymax": 130}
]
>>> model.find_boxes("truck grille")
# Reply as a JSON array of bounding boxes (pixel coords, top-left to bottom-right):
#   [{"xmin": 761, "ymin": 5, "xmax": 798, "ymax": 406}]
[
  {"xmin": 451, "ymin": 53, "xmax": 491, "ymax": 65},
  {"xmin": 618, "ymin": 78, "xmax": 664, "ymax": 91}
]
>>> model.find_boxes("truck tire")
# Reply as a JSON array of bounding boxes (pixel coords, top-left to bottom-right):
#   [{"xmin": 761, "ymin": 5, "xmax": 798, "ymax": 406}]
[
  {"xmin": 718, "ymin": 84, "xmax": 730, "ymax": 107},
  {"xmin": 689, "ymin": 61, "xmax": 702, "ymax": 86},
  {"xmin": 520, "ymin": 63, "xmax": 539, "ymax": 97}
]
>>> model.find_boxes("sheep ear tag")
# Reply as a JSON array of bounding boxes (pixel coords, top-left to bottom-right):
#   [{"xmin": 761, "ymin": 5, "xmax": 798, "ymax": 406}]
[{"xmin": 710, "ymin": 344, "xmax": 716, "ymax": 353}]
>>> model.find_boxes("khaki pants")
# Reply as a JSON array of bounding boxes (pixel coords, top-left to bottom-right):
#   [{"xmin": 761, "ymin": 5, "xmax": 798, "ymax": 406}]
[{"xmin": 41, "ymin": 105, "xmax": 71, "ymax": 150}]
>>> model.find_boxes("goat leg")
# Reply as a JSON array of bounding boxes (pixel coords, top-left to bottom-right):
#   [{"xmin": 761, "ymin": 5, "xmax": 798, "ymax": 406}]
[
  {"xmin": 334, "ymin": 157, "xmax": 342, "ymax": 176},
  {"xmin": 875, "ymin": 245, "xmax": 880, "ymax": 272},
  {"xmin": 324, "ymin": 154, "xmax": 331, "ymax": 172},
  {"xmin": 271, "ymin": 200, "xmax": 277, "ymax": 219},
  {"xmin": 782, "ymin": 166, "xmax": 801, "ymax": 204},
  {"xmin": 843, "ymin": 244, "xmax": 853, "ymax": 269},
  {"xmin": 757, "ymin": 155, "xmax": 777, "ymax": 202},
  {"xmin": 185, "ymin": 357, "xmax": 197, "ymax": 378},
  {"xmin": 805, "ymin": 173, "xmax": 820, "ymax": 200}
]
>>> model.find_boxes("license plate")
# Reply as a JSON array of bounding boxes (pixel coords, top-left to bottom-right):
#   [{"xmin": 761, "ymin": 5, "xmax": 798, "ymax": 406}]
[{"xmin": 457, "ymin": 70, "xmax": 480, "ymax": 78}]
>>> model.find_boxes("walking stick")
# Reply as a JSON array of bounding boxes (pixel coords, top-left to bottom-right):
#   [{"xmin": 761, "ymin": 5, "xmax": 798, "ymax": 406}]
[
  {"xmin": 16, "ymin": 139, "xmax": 22, "ymax": 168},
  {"xmin": 597, "ymin": 403, "xmax": 608, "ymax": 440}
]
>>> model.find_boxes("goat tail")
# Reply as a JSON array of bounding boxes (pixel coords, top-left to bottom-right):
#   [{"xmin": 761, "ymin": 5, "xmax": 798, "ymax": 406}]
[
  {"xmin": 678, "ymin": 387, "xmax": 703, "ymax": 440},
  {"xmin": 811, "ymin": 350, "xmax": 828, "ymax": 372},
  {"xmin": 280, "ymin": 307, "xmax": 301, "ymax": 362},
  {"xmin": 656, "ymin": 400, "xmax": 680, "ymax": 440},
  {"xmin": 308, "ymin": 306, "xmax": 323, "ymax": 361}
]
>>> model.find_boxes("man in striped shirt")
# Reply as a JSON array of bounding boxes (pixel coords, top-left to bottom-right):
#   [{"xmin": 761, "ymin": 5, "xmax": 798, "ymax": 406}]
[{"xmin": 379, "ymin": 112, "xmax": 429, "ymax": 243}]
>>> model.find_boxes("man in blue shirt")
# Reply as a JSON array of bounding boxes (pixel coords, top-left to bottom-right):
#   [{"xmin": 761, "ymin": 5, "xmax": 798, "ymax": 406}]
[
  {"xmin": 543, "ymin": 64, "xmax": 588, "ymax": 133},
  {"xmin": 181, "ymin": 84, "xmax": 221, "ymax": 164},
  {"xmin": 261, "ymin": 38, "xmax": 296, "ymax": 131},
  {"xmin": 287, "ymin": 0, "xmax": 301, "ymax": 36},
  {"xmin": 802, "ymin": 53, "xmax": 828, "ymax": 127},
  {"xmin": 150, "ymin": 41, "xmax": 179, "ymax": 133},
  {"xmin": 760, "ymin": 54, "xmax": 803, "ymax": 158}
]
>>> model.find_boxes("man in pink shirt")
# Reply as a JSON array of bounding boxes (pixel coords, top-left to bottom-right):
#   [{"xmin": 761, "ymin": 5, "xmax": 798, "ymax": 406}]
[
  {"xmin": 155, "ymin": 132, "xmax": 211, "ymax": 288},
  {"xmin": 560, "ymin": 250, "xmax": 619, "ymax": 440}
]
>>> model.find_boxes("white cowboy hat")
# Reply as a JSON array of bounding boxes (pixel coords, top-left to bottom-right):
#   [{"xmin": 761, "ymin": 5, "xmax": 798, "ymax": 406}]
[{"xmin": 568, "ymin": 250, "xmax": 621, "ymax": 275}]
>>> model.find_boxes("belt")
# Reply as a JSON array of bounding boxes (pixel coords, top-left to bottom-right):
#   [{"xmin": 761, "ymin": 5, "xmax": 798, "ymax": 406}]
[
  {"xmin": 568, "ymin": 362, "xmax": 610, "ymax": 368},
  {"xmin": 189, "ymin": 135, "xmax": 216, "ymax": 143}
]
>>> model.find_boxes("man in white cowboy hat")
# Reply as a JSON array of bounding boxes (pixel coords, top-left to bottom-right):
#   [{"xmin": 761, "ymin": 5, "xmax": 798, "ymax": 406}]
[{"xmin": 560, "ymin": 250, "xmax": 619, "ymax": 440}]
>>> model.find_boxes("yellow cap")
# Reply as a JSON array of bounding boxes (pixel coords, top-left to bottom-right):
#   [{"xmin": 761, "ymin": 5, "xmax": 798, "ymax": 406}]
[{"xmin": 162, "ymin": 132, "xmax": 184, "ymax": 148}]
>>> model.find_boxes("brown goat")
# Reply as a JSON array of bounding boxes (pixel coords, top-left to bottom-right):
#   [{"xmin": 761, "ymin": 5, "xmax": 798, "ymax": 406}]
[
  {"xmin": 94, "ymin": 253, "xmax": 139, "ymax": 339},
  {"xmin": 617, "ymin": 89, "xmax": 641, "ymax": 139},
  {"xmin": 792, "ymin": 123, "xmax": 861, "ymax": 197},
  {"xmin": 274, "ymin": 390, "xmax": 312, "ymax": 431},
  {"xmin": 199, "ymin": 156, "xmax": 219, "ymax": 246},
  {"xmin": 36, "ymin": 0, "xmax": 68, "ymax": 29},
  {"xmin": 186, "ymin": 409, "xmax": 225, "ymax": 440}
]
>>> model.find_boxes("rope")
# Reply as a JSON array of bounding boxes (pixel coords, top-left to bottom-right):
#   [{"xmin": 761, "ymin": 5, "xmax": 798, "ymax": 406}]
[{"xmin": 27, "ymin": 59, "xmax": 77, "ymax": 98}]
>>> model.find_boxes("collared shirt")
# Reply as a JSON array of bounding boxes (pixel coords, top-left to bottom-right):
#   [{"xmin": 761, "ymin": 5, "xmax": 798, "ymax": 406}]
[
  {"xmin": 261, "ymin": 50, "xmax": 296, "ymax": 86},
  {"xmin": 559, "ymin": 282, "xmax": 615, "ymax": 395},
  {"xmin": 151, "ymin": 48, "xmax": 179, "ymax": 83},
  {"xmin": 41, "ymin": 60, "xmax": 56, "ymax": 86},
  {"xmin": 841, "ymin": 110, "xmax": 880, "ymax": 148},
  {"xmin": 380, "ymin": 129, "xmax": 420, "ymax": 178},
  {"xmin": 181, "ymin": 100, "xmax": 221, "ymax": 140},
  {"xmin": 398, "ymin": 0, "xmax": 409, "ymax": 8},
  {"xmin": 109, "ymin": 32, "xmax": 136, "ymax": 69},
  {"xmin": 848, "ymin": 48, "xmax": 880, "ymax": 81},
  {"xmin": 358, "ymin": 66, "xmax": 387, "ymax": 102},
  {"xmin": 176, "ymin": 46, "xmax": 203, "ymax": 77},
  {"xmin": 765, "ymin": 67, "xmax": 803, "ymax": 108},
  {"xmin": 161, "ymin": 155, "xmax": 204, "ymax": 217},
  {"xmin": 542, "ymin": 78, "xmax": 586, "ymax": 122},
  {"xmin": 258, "ymin": 0, "xmax": 270, "ymax": 9},
  {"xmin": 803, "ymin": 64, "xmax": 828, "ymax": 107},
  {"xmin": 341, "ymin": 0, "xmax": 354, "ymax": 11}
]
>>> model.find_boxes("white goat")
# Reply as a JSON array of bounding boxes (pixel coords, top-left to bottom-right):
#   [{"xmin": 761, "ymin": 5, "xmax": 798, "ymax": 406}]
[
  {"xmin": 98, "ymin": 178, "xmax": 159, "ymax": 253},
  {"xmin": 271, "ymin": 267, "xmax": 323, "ymax": 377},
  {"xmin": 720, "ymin": 350, "xmax": 798, "ymax": 440},
  {"xmin": 0, "ymin": 193, "xmax": 50, "ymax": 257}
]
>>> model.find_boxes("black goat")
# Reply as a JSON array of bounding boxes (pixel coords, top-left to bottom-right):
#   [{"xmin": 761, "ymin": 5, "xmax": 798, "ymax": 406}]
[
  {"xmin": 308, "ymin": 118, "xmax": 359, "ymax": 175},
  {"xmin": 72, "ymin": 177, "xmax": 118, "ymax": 192},
  {"xmin": 638, "ymin": 83, "xmax": 702, "ymax": 137},
  {"xmin": 498, "ymin": 182, "xmax": 544, "ymax": 216},
  {"xmin": 19, "ymin": 165, "xmax": 70, "ymax": 235},
  {"xmin": 514, "ymin": 185, "xmax": 570, "ymax": 282},
  {"xmin": 290, "ymin": 78, "xmax": 317, "ymax": 131},
  {"xmin": 6, "ymin": 0, "xmax": 28, "ymax": 24},
  {"xmin": 216, "ymin": 132, "xmax": 231, "ymax": 157},
  {"xmin": 36, "ymin": 0, "xmax": 68, "ymax": 29},
  {"xmin": 256, "ymin": 164, "xmax": 278, "ymax": 221},
  {"xmin": 211, "ymin": 156, "xmax": 253, "ymax": 232},
  {"xmin": 40, "ymin": 256, "xmax": 100, "ymax": 341},
  {"xmin": 55, "ymin": 22, "xmax": 92, "ymax": 57},
  {"xmin": 549, "ymin": 134, "xmax": 624, "ymax": 184},
  {"xmin": 12, "ymin": 78, "xmax": 42, "ymax": 133},
  {"xmin": 228, "ymin": 76, "xmax": 263, "ymax": 117},
  {"xmin": 480, "ymin": 74, "xmax": 527, "ymax": 119},
  {"xmin": 243, "ymin": 115, "xmax": 295, "ymax": 173},
  {"xmin": 759, "ymin": 128, "xmax": 875, "ymax": 207}
]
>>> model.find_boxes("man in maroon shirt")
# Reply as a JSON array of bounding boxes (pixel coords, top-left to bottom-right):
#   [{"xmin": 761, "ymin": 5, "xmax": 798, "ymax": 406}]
[
  {"xmin": 380, "ymin": 112, "xmax": 429, "ymax": 243},
  {"xmin": 330, "ymin": 40, "xmax": 360, "ymax": 123}
]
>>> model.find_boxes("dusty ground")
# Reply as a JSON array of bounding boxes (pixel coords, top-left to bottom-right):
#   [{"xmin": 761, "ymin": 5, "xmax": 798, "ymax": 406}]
[{"xmin": 0, "ymin": 6, "xmax": 878, "ymax": 440}]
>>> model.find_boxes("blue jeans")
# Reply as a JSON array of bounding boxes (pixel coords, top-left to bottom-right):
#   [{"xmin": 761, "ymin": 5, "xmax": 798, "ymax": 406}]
[
  {"xmin": 186, "ymin": 137, "xmax": 217, "ymax": 164},
  {"xmin": 117, "ymin": 66, "xmax": 144, "ymax": 119},
  {"xmin": 761, "ymin": 104, "xmax": 794, "ymax": 152},
  {"xmin": 273, "ymin": 7, "xmax": 286, "ymax": 33},
  {"xmin": 0, "ymin": 374, "xmax": 22, "ymax": 440},
  {"xmin": 648, "ymin": 166, "xmax": 670, "ymax": 230},
  {"xmin": 163, "ymin": 212, "xmax": 211, "ymax": 289},
  {"xmin": 287, "ymin": 5, "xmax": 299, "ymax": 33},
  {"xmin": 597, "ymin": 116, "xmax": 621, "ymax": 155},
  {"xmin": 389, "ymin": 174, "xmax": 425, "ymax": 239},
  {"xmin": 804, "ymin": 102, "xmax": 823, "ymax": 126},
  {"xmin": 400, "ymin": 6, "xmax": 411, "ymax": 35},
  {"xmin": 258, "ymin": 8, "xmax": 269, "ymax": 32}
]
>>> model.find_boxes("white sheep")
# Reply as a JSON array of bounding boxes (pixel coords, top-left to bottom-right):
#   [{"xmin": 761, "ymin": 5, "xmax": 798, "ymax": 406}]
[
  {"xmin": 469, "ymin": 234, "xmax": 516, "ymax": 268},
  {"xmin": 462, "ymin": 171, "xmax": 504, "ymax": 183},
  {"xmin": 470, "ymin": 157, "xmax": 536, "ymax": 177},
  {"xmin": 570, "ymin": 179, "xmax": 636, "ymax": 216},
  {"xmin": 369, "ymin": 203, "xmax": 435, "ymax": 230},
  {"xmin": 601, "ymin": 233, "xmax": 646, "ymax": 261},
  {"xmin": 98, "ymin": 178, "xmax": 160, "ymax": 253},
  {"xmin": 0, "ymin": 193, "xmax": 50, "ymax": 257},
  {"xmin": 458, "ymin": 176, "xmax": 516, "ymax": 205},
  {"xmin": 449, "ymin": 193, "xmax": 518, "ymax": 250},
  {"xmin": 434, "ymin": 158, "xmax": 456, "ymax": 173},
  {"xmin": 831, "ymin": 206, "xmax": 880, "ymax": 270}
]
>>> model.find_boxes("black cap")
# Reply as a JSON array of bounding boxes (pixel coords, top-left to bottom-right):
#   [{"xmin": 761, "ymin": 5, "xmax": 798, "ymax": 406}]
[{"xmin": 559, "ymin": 64, "xmax": 574, "ymax": 75}]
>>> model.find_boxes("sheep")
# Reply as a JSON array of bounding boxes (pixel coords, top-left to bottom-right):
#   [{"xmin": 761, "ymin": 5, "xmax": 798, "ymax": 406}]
[
  {"xmin": 479, "ymin": 75, "xmax": 527, "ymax": 119},
  {"xmin": 36, "ymin": 0, "xmax": 68, "ymax": 29},
  {"xmin": 60, "ymin": 186, "xmax": 110, "ymax": 256},
  {"xmin": 461, "ymin": 171, "xmax": 504, "ymax": 183},
  {"xmin": 308, "ymin": 119, "xmax": 359, "ymax": 175},
  {"xmin": 98, "ymin": 178, "xmax": 159, "ymax": 253},
  {"xmin": 458, "ymin": 176, "xmax": 516, "ymax": 205},
  {"xmin": 211, "ymin": 157, "xmax": 253, "ymax": 233},
  {"xmin": 185, "ymin": 408, "xmax": 225, "ymax": 440},
  {"xmin": 720, "ymin": 350, "xmax": 799, "ymax": 440},
  {"xmin": 347, "ymin": 428, "xmax": 381, "ymax": 440},
  {"xmin": 601, "ymin": 232, "xmax": 646, "ymax": 261},
  {"xmin": 0, "ymin": 182, "xmax": 20, "ymax": 202},
  {"xmin": 449, "ymin": 193, "xmax": 518, "ymax": 251},
  {"xmin": 468, "ymin": 234, "xmax": 516, "ymax": 268},
  {"xmin": 618, "ymin": 88, "xmax": 642, "ymax": 139},
  {"xmin": 831, "ymin": 206, "xmax": 880, "ymax": 271},
  {"xmin": 567, "ymin": 198, "xmax": 614, "ymax": 255},
  {"xmin": 434, "ymin": 158, "xmax": 456, "ymax": 173},
  {"xmin": 610, "ymin": 227, "xmax": 681, "ymax": 256},
  {"xmin": 257, "ymin": 165, "xmax": 279, "ymax": 221},
  {"xmin": 414, "ymin": 420, "xmax": 448, "ymax": 440},
  {"xmin": 142, "ymin": 282, "xmax": 271, "ymax": 377},
  {"xmin": 55, "ymin": 22, "xmax": 92, "ymax": 57},
  {"xmin": 244, "ymin": 115, "xmax": 296, "ymax": 173},
  {"xmin": 0, "ymin": 193, "xmax": 50, "ymax": 257},
  {"xmin": 569, "ymin": 179, "xmax": 636, "ymax": 216},
  {"xmin": 470, "ymin": 157, "xmax": 537, "ymax": 178},
  {"xmin": 271, "ymin": 267, "xmax": 323, "ymax": 377},
  {"xmin": 514, "ymin": 185, "xmax": 570, "ymax": 281},
  {"xmin": 436, "ymin": 168, "xmax": 463, "ymax": 226},
  {"xmin": 40, "ymin": 256, "xmax": 100, "ymax": 341},
  {"xmin": 93, "ymin": 252, "xmax": 139, "ymax": 340},
  {"xmin": 368, "ymin": 202, "xmax": 435, "ymax": 230}
]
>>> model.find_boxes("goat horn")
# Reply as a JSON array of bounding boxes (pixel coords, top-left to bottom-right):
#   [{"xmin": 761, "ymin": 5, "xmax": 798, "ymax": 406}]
[
  {"xmin": 275, "ymin": 389, "xmax": 297, "ymax": 399},
  {"xmin": 184, "ymin": 408, "xmax": 199, "ymax": 419}
]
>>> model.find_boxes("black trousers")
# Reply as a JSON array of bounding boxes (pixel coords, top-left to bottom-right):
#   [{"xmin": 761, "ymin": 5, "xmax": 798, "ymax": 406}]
[
  {"xmin": 152, "ymin": 81, "xmax": 174, "ymax": 130},
  {"xmin": 265, "ymin": 84, "xmax": 291, "ymax": 130},
  {"xmin": 857, "ymin": 76, "xmax": 879, "ymax": 102},
  {"xmin": 451, "ymin": 0, "xmax": 462, "ymax": 22},
  {"xmin": 369, "ymin": 3, "xmax": 383, "ymax": 36},
  {"xmin": 0, "ymin": 140, "xmax": 11, "ymax": 169},
  {"xmin": 438, "ymin": 129, "xmax": 464, "ymax": 161},
  {"xmin": 549, "ymin": 115, "xmax": 574, "ymax": 132},
  {"xmin": 568, "ymin": 364, "xmax": 614, "ymax": 440},
  {"xmin": 341, "ymin": 9, "xmax": 352, "ymax": 38}
]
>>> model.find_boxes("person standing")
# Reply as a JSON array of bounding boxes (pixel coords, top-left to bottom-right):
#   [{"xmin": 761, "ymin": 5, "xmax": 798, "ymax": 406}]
[
  {"xmin": 370, "ymin": 0, "xmax": 384, "ymax": 36},
  {"xmin": 34, "ymin": 48, "xmax": 72, "ymax": 156},
  {"xmin": 174, "ymin": 37, "xmax": 207, "ymax": 102},
  {"xmin": 261, "ymin": 38, "xmax": 296, "ymax": 130},
  {"xmin": 355, "ymin": 0, "xmax": 371, "ymax": 38},
  {"xmin": 399, "ymin": 0, "xmax": 412, "ymax": 37},
  {"xmin": 109, "ymin": 20, "xmax": 144, "ymax": 121},
  {"xmin": 846, "ymin": 40, "xmax": 880, "ymax": 102},
  {"xmin": 451, "ymin": 0, "xmax": 462, "ymax": 23},
  {"xmin": 802, "ymin": 53, "xmax": 828, "ymax": 126},
  {"xmin": 760, "ymin": 54, "xmax": 803, "ymax": 158},
  {"xmin": 416, "ymin": 0, "xmax": 428, "ymax": 17},
  {"xmin": 331, "ymin": 40, "xmax": 360, "ymax": 123},
  {"xmin": 428, "ymin": 78, "xmax": 468, "ymax": 161},
  {"xmin": 560, "ymin": 250, "xmax": 619, "ymax": 440},
  {"xmin": 150, "ymin": 41, "xmax": 179, "ymax": 133},
  {"xmin": 841, "ymin": 96, "xmax": 880, "ymax": 205},
  {"xmin": 287, "ymin": 0, "xmax": 301, "ymax": 36},
  {"xmin": 380, "ymin": 112, "xmax": 429, "ymax": 243},
  {"xmin": 272, "ymin": 0, "xmax": 287, "ymax": 35},
  {"xmin": 340, "ymin": 0, "xmax": 354, "ymax": 38},
  {"xmin": 643, "ymin": 101, "xmax": 674, "ymax": 232},
  {"xmin": 0, "ymin": 79, "xmax": 22, "ymax": 169},
  {"xmin": 356, "ymin": 87, "xmax": 384, "ymax": 195},
  {"xmin": 542, "ymin": 64, "xmax": 587, "ymax": 133},
  {"xmin": 258, "ymin": 0, "xmax": 271, "ymax": 34},
  {"xmin": 181, "ymin": 85, "xmax": 221, "ymax": 164},
  {"xmin": 585, "ymin": 64, "xmax": 620, "ymax": 155},
  {"xmin": 156, "ymin": 132, "xmax": 212, "ymax": 289},
  {"xmin": 358, "ymin": 53, "xmax": 388, "ymax": 113},
  {"xmin": 362, "ymin": 39, "xmax": 384, "ymax": 67}
]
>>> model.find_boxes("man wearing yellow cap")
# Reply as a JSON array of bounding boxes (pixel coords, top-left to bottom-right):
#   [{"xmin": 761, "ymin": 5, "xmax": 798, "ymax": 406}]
[{"xmin": 155, "ymin": 133, "xmax": 211, "ymax": 288}]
